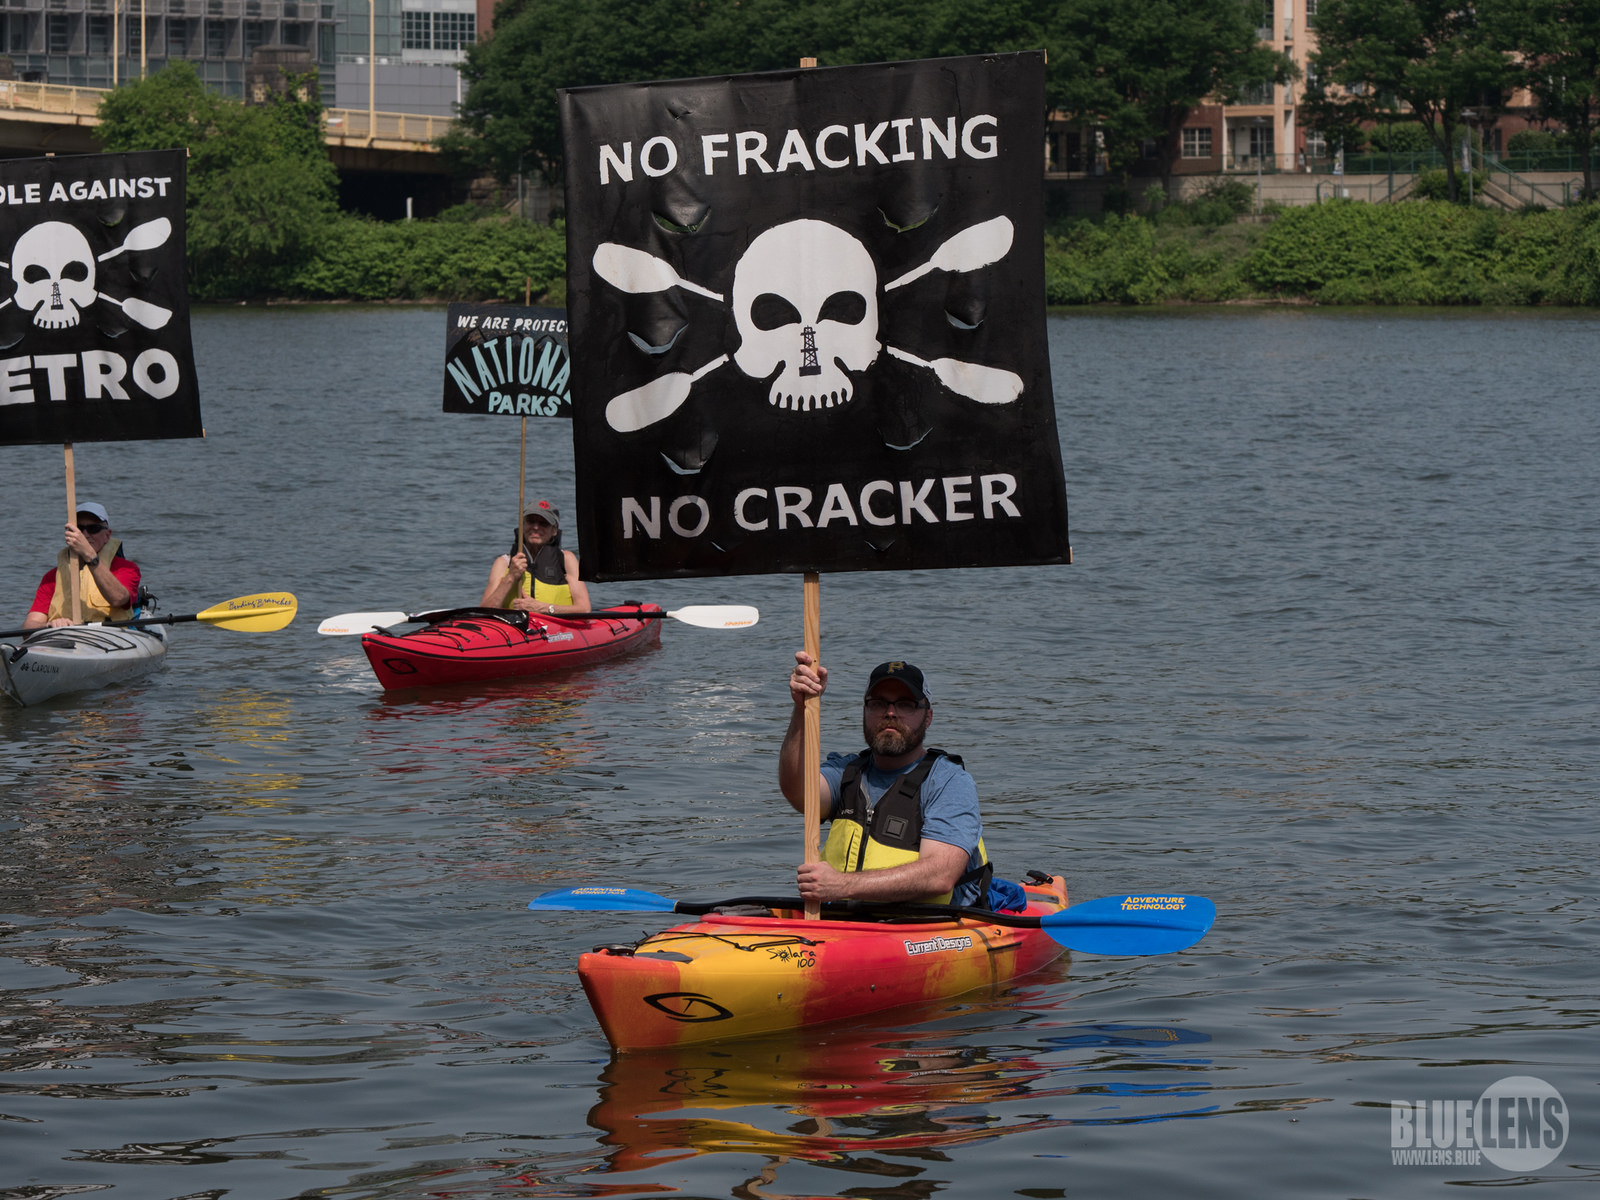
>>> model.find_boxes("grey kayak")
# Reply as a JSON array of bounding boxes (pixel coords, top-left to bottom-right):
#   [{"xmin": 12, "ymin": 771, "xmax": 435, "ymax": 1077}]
[{"xmin": 1, "ymin": 624, "xmax": 168, "ymax": 706}]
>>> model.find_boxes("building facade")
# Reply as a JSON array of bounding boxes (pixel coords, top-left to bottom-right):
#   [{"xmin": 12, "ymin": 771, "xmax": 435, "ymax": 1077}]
[
  {"xmin": 327, "ymin": 0, "xmax": 477, "ymax": 116},
  {"xmin": 0, "ymin": 0, "xmax": 336, "ymax": 99}
]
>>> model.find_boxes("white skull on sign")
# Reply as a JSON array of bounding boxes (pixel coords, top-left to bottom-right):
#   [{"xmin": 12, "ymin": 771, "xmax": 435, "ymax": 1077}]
[
  {"xmin": 731, "ymin": 220, "xmax": 881, "ymax": 411},
  {"xmin": 10, "ymin": 221, "xmax": 97, "ymax": 330}
]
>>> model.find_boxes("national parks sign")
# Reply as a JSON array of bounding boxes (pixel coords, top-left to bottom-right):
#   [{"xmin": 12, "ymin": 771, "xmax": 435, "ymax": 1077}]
[
  {"xmin": 0, "ymin": 149, "xmax": 200, "ymax": 446},
  {"xmin": 442, "ymin": 303, "xmax": 571, "ymax": 418},
  {"xmin": 560, "ymin": 52, "xmax": 1069, "ymax": 581}
]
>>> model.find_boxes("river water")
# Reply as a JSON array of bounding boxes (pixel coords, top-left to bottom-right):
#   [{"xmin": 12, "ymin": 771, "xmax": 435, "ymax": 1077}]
[{"xmin": 2, "ymin": 306, "xmax": 1597, "ymax": 1198}]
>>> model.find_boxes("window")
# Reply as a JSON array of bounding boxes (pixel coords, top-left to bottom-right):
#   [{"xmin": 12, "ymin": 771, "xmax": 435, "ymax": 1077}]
[
  {"xmin": 87, "ymin": 14, "xmax": 109, "ymax": 53},
  {"xmin": 402, "ymin": 9, "xmax": 428, "ymax": 49},
  {"xmin": 124, "ymin": 16, "xmax": 139, "ymax": 55},
  {"xmin": 47, "ymin": 12, "xmax": 69, "ymax": 54},
  {"xmin": 1306, "ymin": 0, "xmax": 1317, "ymax": 13},
  {"xmin": 404, "ymin": 10, "xmax": 475, "ymax": 52},
  {"xmin": 1182, "ymin": 128, "xmax": 1213, "ymax": 159},
  {"xmin": 243, "ymin": 19, "xmax": 264, "ymax": 55},
  {"xmin": 1305, "ymin": 130, "xmax": 1326, "ymax": 158},
  {"xmin": 206, "ymin": 18, "xmax": 226, "ymax": 57},
  {"xmin": 168, "ymin": 18, "xmax": 187, "ymax": 55},
  {"xmin": 1241, "ymin": 82, "xmax": 1274, "ymax": 106},
  {"xmin": 433, "ymin": 10, "xmax": 472, "ymax": 50},
  {"xmin": 1249, "ymin": 125, "xmax": 1274, "ymax": 159},
  {"xmin": 8, "ymin": 15, "xmax": 29, "ymax": 54}
]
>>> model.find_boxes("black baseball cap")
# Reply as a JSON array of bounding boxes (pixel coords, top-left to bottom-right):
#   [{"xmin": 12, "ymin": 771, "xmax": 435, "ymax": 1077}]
[
  {"xmin": 865, "ymin": 661, "xmax": 929, "ymax": 705},
  {"xmin": 523, "ymin": 500, "xmax": 561, "ymax": 528}
]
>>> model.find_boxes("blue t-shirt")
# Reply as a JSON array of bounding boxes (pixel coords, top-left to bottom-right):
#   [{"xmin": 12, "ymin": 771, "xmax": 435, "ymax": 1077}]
[{"xmin": 821, "ymin": 750, "xmax": 985, "ymax": 906}]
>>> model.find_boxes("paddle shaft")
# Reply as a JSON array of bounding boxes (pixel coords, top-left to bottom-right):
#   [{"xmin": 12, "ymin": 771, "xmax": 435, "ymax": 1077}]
[
  {"xmin": 658, "ymin": 895, "xmax": 1055, "ymax": 928},
  {"xmin": 3, "ymin": 611, "xmax": 218, "ymax": 639}
]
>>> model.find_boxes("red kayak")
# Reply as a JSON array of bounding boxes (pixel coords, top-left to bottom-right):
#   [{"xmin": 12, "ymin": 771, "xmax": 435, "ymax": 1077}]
[{"xmin": 359, "ymin": 604, "xmax": 662, "ymax": 689}]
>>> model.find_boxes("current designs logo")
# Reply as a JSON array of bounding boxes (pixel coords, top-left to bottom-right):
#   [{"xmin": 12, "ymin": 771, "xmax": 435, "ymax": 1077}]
[
  {"xmin": 904, "ymin": 934, "xmax": 972, "ymax": 957},
  {"xmin": 1391, "ymin": 1076, "xmax": 1567, "ymax": 1170}
]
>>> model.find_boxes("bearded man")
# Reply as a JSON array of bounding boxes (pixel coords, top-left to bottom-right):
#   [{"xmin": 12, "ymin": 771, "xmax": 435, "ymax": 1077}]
[{"xmin": 779, "ymin": 653, "xmax": 990, "ymax": 907}]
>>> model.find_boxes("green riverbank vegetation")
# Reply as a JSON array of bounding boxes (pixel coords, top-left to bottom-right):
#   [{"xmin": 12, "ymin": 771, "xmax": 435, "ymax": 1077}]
[{"xmin": 1046, "ymin": 184, "xmax": 1600, "ymax": 306}]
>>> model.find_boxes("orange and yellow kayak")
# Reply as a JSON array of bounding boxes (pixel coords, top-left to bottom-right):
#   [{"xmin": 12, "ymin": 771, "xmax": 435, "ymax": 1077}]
[{"xmin": 578, "ymin": 875, "xmax": 1069, "ymax": 1050}]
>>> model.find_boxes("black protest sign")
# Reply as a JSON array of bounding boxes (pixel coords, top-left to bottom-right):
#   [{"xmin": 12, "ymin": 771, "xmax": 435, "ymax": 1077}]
[
  {"xmin": 561, "ymin": 52, "xmax": 1068, "ymax": 582},
  {"xmin": 0, "ymin": 149, "xmax": 199, "ymax": 446},
  {"xmin": 442, "ymin": 303, "xmax": 572, "ymax": 418}
]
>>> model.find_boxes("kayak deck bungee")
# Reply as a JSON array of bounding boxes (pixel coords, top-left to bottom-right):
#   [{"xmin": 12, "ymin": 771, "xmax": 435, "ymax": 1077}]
[
  {"xmin": 0, "ymin": 623, "xmax": 168, "ymax": 706},
  {"xmin": 577, "ymin": 874, "xmax": 1070, "ymax": 1050},
  {"xmin": 358, "ymin": 604, "xmax": 662, "ymax": 689}
]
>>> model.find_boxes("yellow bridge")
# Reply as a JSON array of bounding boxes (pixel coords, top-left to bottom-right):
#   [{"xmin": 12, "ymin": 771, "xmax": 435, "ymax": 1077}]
[{"xmin": 0, "ymin": 79, "xmax": 451, "ymax": 173}]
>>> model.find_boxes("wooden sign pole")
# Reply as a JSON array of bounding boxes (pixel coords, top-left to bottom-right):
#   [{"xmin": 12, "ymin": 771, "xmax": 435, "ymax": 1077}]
[
  {"xmin": 64, "ymin": 442, "xmax": 81, "ymax": 624},
  {"xmin": 798, "ymin": 55, "xmax": 823, "ymax": 921},
  {"xmin": 802, "ymin": 570, "xmax": 822, "ymax": 919},
  {"xmin": 515, "ymin": 276, "xmax": 533, "ymax": 559}
]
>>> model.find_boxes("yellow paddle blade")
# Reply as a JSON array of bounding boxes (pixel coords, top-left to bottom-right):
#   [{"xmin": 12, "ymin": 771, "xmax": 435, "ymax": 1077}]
[{"xmin": 195, "ymin": 592, "xmax": 298, "ymax": 631}]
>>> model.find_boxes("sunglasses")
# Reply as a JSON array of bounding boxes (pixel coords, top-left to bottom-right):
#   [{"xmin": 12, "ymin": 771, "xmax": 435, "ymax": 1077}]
[
  {"xmin": 78, "ymin": 523, "xmax": 108, "ymax": 535},
  {"xmin": 864, "ymin": 697, "xmax": 925, "ymax": 715}
]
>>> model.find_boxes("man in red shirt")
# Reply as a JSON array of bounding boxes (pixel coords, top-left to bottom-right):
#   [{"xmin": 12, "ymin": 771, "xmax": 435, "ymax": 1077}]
[{"xmin": 23, "ymin": 502, "xmax": 143, "ymax": 630}]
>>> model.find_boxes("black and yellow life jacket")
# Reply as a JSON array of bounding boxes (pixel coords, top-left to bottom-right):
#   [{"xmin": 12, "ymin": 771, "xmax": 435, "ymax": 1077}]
[
  {"xmin": 821, "ymin": 747, "xmax": 991, "ymax": 905},
  {"xmin": 505, "ymin": 542, "xmax": 573, "ymax": 609}
]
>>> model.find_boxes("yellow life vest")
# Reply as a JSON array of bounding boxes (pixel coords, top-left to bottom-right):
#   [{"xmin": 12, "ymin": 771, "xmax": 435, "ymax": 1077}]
[
  {"xmin": 504, "ymin": 543, "xmax": 574, "ymax": 609},
  {"xmin": 516, "ymin": 572, "xmax": 573, "ymax": 608},
  {"xmin": 45, "ymin": 539, "xmax": 133, "ymax": 624},
  {"xmin": 821, "ymin": 747, "xmax": 991, "ymax": 905}
]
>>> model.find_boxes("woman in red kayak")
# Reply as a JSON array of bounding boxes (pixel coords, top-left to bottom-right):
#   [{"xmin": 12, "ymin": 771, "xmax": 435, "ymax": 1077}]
[{"xmin": 479, "ymin": 499, "xmax": 591, "ymax": 617}]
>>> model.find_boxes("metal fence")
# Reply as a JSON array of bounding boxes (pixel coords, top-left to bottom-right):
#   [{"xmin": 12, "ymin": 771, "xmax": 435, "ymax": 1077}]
[
  {"xmin": 0, "ymin": 80, "xmax": 105, "ymax": 118},
  {"xmin": 322, "ymin": 108, "xmax": 451, "ymax": 146}
]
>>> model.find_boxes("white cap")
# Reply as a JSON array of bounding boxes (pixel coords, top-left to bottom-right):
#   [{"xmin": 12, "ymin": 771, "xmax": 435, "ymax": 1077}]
[{"xmin": 76, "ymin": 502, "xmax": 110, "ymax": 524}]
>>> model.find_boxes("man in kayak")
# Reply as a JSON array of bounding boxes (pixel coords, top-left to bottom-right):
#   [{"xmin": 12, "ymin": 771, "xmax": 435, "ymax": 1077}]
[
  {"xmin": 780, "ymin": 653, "xmax": 991, "ymax": 908},
  {"xmin": 23, "ymin": 502, "xmax": 142, "ymax": 630},
  {"xmin": 479, "ymin": 499, "xmax": 591, "ymax": 617}
]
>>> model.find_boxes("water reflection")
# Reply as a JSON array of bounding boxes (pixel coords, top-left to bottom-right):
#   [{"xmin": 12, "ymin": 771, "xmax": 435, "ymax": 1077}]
[
  {"xmin": 581, "ymin": 975, "xmax": 1224, "ymax": 1198},
  {"xmin": 361, "ymin": 674, "xmax": 609, "ymax": 778}
]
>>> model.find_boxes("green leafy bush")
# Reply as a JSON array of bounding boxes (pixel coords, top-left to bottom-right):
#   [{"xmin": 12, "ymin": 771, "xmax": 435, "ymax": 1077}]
[
  {"xmin": 1367, "ymin": 122, "xmax": 1435, "ymax": 153},
  {"xmin": 289, "ymin": 217, "xmax": 567, "ymax": 302}
]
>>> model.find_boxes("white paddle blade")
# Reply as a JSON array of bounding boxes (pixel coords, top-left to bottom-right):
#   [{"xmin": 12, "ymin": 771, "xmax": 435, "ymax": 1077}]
[
  {"xmin": 606, "ymin": 372, "xmax": 694, "ymax": 432},
  {"xmin": 884, "ymin": 216, "xmax": 1015, "ymax": 290},
  {"xmin": 317, "ymin": 611, "xmax": 409, "ymax": 636},
  {"xmin": 123, "ymin": 217, "xmax": 173, "ymax": 252},
  {"xmin": 594, "ymin": 244, "xmax": 723, "ymax": 301},
  {"xmin": 116, "ymin": 295, "xmax": 173, "ymax": 329},
  {"xmin": 931, "ymin": 216, "xmax": 1014, "ymax": 273},
  {"xmin": 98, "ymin": 217, "xmax": 173, "ymax": 260},
  {"xmin": 594, "ymin": 243, "xmax": 680, "ymax": 293},
  {"xmin": 931, "ymin": 357, "xmax": 1023, "ymax": 404},
  {"xmin": 666, "ymin": 604, "xmax": 759, "ymax": 629}
]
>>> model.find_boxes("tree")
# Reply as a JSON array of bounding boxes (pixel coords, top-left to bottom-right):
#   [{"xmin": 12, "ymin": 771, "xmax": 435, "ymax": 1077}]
[
  {"xmin": 1043, "ymin": 0, "xmax": 1293, "ymax": 185},
  {"xmin": 1498, "ymin": 0, "xmax": 1600, "ymax": 198},
  {"xmin": 98, "ymin": 63, "xmax": 340, "ymax": 296},
  {"xmin": 445, "ymin": 0, "xmax": 1052, "ymax": 185},
  {"xmin": 1306, "ymin": 0, "xmax": 1513, "ymax": 202}
]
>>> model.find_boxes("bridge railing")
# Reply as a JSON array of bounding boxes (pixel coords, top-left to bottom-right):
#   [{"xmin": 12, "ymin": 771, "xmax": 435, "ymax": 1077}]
[
  {"xmin": 0, "ymin": 80, "xmax": 451, "ymax": 150},
  {"xmin": 0, "ymin": 80, "xmax": 106, "ymax": 118},
  {"xmin": 323, "ymin": 108, "xmax": 453, "ymax": 146}
]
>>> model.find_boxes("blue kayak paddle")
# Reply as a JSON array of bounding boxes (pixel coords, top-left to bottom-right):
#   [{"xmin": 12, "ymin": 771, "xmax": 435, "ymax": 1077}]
[{"xmin": 526, "ymin": 887, "xmax": 1215, "ymax": 957}]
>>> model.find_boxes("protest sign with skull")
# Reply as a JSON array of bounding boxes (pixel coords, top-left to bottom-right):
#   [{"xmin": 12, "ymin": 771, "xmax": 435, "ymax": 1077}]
[
  {"xmin": 0, "ymin": 149, "xmax": 198, "ymax": 447},
  {"xmin": 561, "ymin": 52, "xmax": 1068, "ymax": 581}
]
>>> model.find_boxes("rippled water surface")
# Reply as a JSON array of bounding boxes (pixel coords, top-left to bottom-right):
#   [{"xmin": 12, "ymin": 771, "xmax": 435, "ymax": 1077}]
[{"xmin": 3, "ymin": 306, "xmax": 1598, "ymax": 1198}]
